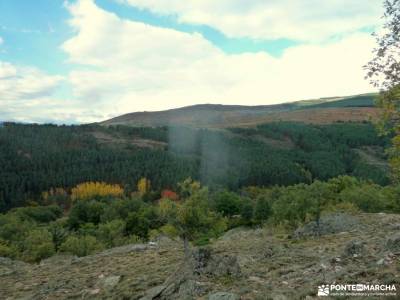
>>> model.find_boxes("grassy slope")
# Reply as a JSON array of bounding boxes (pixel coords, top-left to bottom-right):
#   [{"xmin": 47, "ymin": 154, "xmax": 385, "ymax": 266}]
[{"xmin": 100, "ymin": 94, "xmax": 379, "ymax": 128}]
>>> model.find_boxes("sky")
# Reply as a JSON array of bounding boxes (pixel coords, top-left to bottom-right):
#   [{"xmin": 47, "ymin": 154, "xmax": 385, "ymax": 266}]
[{"xmin": 0, "ymin": 0, "xmax": 384, "ymax": 123}]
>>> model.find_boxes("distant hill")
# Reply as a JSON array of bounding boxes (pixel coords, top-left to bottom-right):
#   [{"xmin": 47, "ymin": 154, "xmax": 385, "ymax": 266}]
[{"xmin": 100, "ymin": 93, "xmax": 379, "ymax": 128}]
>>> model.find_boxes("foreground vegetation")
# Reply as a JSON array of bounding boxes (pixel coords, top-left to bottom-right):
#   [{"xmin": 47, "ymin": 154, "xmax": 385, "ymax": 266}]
[{"xmin": 0, "ymin": 176, "xmax": 399, "ymax": 263}]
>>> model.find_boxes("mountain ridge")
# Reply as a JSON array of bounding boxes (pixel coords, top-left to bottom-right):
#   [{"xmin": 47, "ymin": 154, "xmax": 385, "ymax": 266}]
[{"xmin": 100, "ymin": 93, "xmax": 379, "ymax": 128}]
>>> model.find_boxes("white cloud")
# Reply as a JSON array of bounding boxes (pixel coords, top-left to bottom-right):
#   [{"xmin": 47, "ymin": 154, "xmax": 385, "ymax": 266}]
[
  {"xmin": 0, "ymin": 62, "xmax": 63, "ymax": 101},
  {"xmin": 60, "ymin": 0, "xmax": 376, "ymax": 122},
  {"xmin": 0, "ymin": 61, "xmax": 80, "ymax": 123},
  {"xmin": 118, "ymin": 0, "xmax": 382, "ymax": 41}
]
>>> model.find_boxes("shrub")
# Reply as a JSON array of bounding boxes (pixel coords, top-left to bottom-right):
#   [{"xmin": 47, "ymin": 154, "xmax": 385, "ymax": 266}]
[
  {"xmin": 324, "ymin": 202, "xmax": 360, "ymax": 214},
  {"xmin": 126, "ymin": 211, "xmax": 151, "ymax": 239},
  {"xmin": 383, "ymin": 185, "xmax": 400, "ymax": 213},
  {"xmin": 212, "ymin": 190, "xmax": 243, "ymax": 217},
  {"xmin": 0, "ymin": 239, "xmax": 17, "ymax": 258},
  {"xmin": 339, "ymin": 184, "xmax": 387, "ymax": 212},
  {"xmin": 272, "ymin": 185, "xmax": 317, "ymax": 227},
  {"xmin": 97, "ymin": 219, "xmax": 126, "ymax": 247},
  {"xmin": 48, "ymin": 220, "xmax": 68, "ymax": 251},
  {"xmin": 22, "ymin": 229, "xmax": 55, "ymax": 262},
  {"xmin": 100, "ymin": 198, "xmax": 142, "ymax": 222},
  {"xmin": 14, "ymin": 205, "xmax": 63, "ymax": 223},
  {"xmin": 240, "ymin": 200, "xmax": 254, "ymax": 225},
  {"xmin": 60, "ymin": 235, "xmax": 104, "ymax": 257},
  {"xmin": 0, "ymin": 214, "xmax": 30, "ymax": 242},
  {"xmin": 254, "ymin": 195, "xmax": 272, "ymax": 225},
  {"xmin": 68, "ymin": 200, "xmax": 106, "ymax": 229},
  {"xmin": 159, "ymin": 224, "xmax": 179, "ymax": 238},
  {"xmin": 158, "ymin": 198, "xmax": 178, "ymax": 223}
]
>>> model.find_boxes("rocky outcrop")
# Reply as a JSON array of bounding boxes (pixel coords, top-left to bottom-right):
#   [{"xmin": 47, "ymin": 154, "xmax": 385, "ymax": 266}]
[
  {"xmin": 293, "ymin": 213, "xmax": 360, "ymax": 238},
  {"xmin": 97, "ymin": 275, "xmax": 121, "ymax": 291},
  {"xmin": 386, "ymin": 233, "xmax": 400, "ymax": 254},
  {"xmin": 0, "ymin": 257, "xmax": 28, "ymax": 276},
  {"xmin": 141, "ymin": 247, "xmax": 241, "ymax": 300},
  {"xmin": 342, "ymin": 240, "xmax": 366, "ymax": 258},
  {"xmin": 2, "ymin": 213, "xmax": 400, "ymax": 300},
  {"xmin": 191, "ymin": 248, "xmax": 241, "ymax": 278}
]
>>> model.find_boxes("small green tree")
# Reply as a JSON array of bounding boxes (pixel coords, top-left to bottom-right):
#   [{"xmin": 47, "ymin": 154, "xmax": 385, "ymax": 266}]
[
  {"xmin": 254, "ymin": 195, "xmax": 272, "ymax": 225},
  {"xmin": 48, "ymin": 221, "xmax": 68, "ymax": 251},
  {"xmin": 272, "ymin": 185, "xmax": 316, "ymax": 228},
  {"xmin": 68, "ymin": 200, "xmax": 106, "ymax": 229},
  {"xmin": 169, "ymin": 179, "xmax": 227, "ymax": 261},
  {"xmin": 240, "ymin": 200, "xmax": 254, "ymax": 226},
  {"xmin": 125, "ymin": 206, "xmax": 159, "ymax": 239},
  {"xmin": 212, "ymin": 190, "xmax": 243, "ymax": 217},
  {"xmin": 97, "ymin": 219, "xmax": 126, "ymax": 247}
]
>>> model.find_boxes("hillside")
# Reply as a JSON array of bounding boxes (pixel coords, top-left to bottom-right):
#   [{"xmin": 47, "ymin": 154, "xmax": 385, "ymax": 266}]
[
  {"xmin": 100, "ymin": 94, "xmax": 379, "ymax": 128},
  {"xmin": 0, "ymin": 122, "xmax": 390, "ymax": 211},
  {"xmin": 1, "ymin": 212, "xmax": 399, "ymax": 299}
]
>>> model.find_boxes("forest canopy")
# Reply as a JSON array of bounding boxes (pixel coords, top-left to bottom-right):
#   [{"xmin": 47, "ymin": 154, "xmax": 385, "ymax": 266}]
[{"xmin": 0, "ymin": 122, "xmax": 390, "ymax": 212}]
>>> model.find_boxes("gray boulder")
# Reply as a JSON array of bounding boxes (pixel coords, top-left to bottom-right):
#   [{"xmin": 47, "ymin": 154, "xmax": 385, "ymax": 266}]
[
  {"xmin": 0, "ymin": 257, "xmax": 27, "ymax": 276},
  {"xmin": 342, "ymin": 240, "xmax": 366, "ymax": 258},
  {"xmin": 386, "ymin": 233, "xmax": 400, "ymax": 254},
  {"xmin": 98, "ymin": 275, "xmax": 121, "ymax": 290},
  {"xmin": 140, "ymin": 248, "xmax": 239, "ymax": 300},
  {"xmin": 294, "ymin": 213, "xmax": 359, "ymax": 238},
  {"xmin": 191, "ymin": 248, "xmax": 241, "ymax": 278}
]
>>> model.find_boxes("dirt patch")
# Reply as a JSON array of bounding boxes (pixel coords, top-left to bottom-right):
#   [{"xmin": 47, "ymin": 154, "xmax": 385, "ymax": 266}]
[
  {"xmin": 231, "ymin": 107, "xmax": 381, "ymax": 127},
  {"xmin": 91, "ymin": 131, "xmax": 167, "ymax": 150}
]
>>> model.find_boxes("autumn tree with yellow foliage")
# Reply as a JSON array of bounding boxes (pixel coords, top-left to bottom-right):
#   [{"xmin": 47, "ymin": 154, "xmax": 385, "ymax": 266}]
[
  {"xmin": 71, "ymin": 182, "xmax": 124, "ymax": 201},
  {"xmin": 137, "ymin": 177, "xmax": 151, "ymax": 196}
]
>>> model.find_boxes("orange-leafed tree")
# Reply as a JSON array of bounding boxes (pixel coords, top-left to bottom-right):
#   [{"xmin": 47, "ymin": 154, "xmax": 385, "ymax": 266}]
[
  {"xmin": 71, "ymin": 182, "xmax": 124, "ymax": 201},
  {"xmin": 161, "ymin": 189, "xmax": 179, "ymax": 201}
]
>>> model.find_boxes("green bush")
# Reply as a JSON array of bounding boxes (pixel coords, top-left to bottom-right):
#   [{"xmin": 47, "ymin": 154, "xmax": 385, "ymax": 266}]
[
  {"xmin": 48, "ymin": 221, "xmax": 68, "ymax": 251},
  {"xmin": 272, "ymin": 185, "xmax": 317, "ymax": 227},
  {"xmin": 0, "ymin": 239, "xmax": 17, "ymax": 258},
  {"xmin": 68, "ymin": 200, "xmax": 106, "ymax": 229},
  {"xmin": 126, "ymin": 206, "xmax": 159, "ymax": 239},
  {"xmin": 97, "ymin": 219, "xmax": 126, "ymax": 247},
  {"xmin": 240, "ymin": 200, "xmax": 254, "ymax": 225},
  {"xmin": 0, "ymin": 214, "xmax": 30, "ymax": 242},
  {"xmin": 100, "ymin": 197, "xmax": 142, "ymax": 222},
  {"xmin": 339, "ymin": 184, "xmax": 388, "ymax": 212},
  {"xmin": 60, "ymin": 235, "xmax": 104, "ymax": 257},
  {"xmin": 14, "ymin": 205, "xmax": 63, "ymax": 223},
  {"xmin": 159, "ymin": 224, "xmax": 179, "ymax": 238},
  {"xmin": 212, "ymin": 191, "xmax": 243, "ymax": 217},
  {"xmin": 254, "ymin": 195, "xmax": 272, "ymax": 225},
  {"xmin": 22, "ymin": 229, "xmax": 55, "ymax": 262}
]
